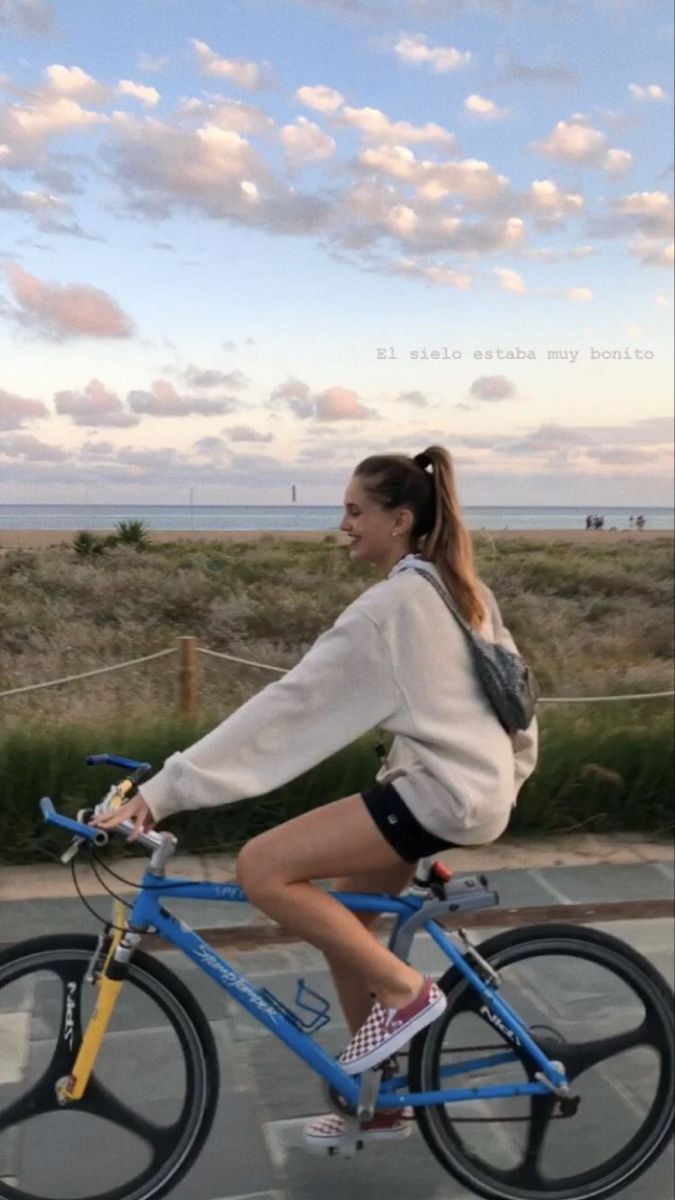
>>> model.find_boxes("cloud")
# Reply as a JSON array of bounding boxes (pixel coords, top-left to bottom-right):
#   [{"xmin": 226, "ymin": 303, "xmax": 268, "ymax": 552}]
[
  {"xmin": 280, "ymin": 117, "xmax": 336, "ymax": 164},
  {"xmin": 0, "ymin": 387, "xmax": 49, "ymax": 429},
  {"xmin": 44, "ymin": 64, "xmax": 109, "ymax": 103},
  {"xmin": 533, "ymin": 119, "xmax": 632, "ymax": 172},
  {"xmin": 396, "ymin": 390, "xmax": 429, "ymax": 408},
  {"xmin": 137, "ymin": 52, "xmax": 169, "ymax": 73},
  {"xmin": 6, "ymin": 264, "xmax": 135, "ymax": 338},
  {"xmin": 629, "ymin": 239, "xmax": 674, "ymax": 267},
  {"xmin": 628, "ymin": 83, "xmax": 667, "ymax": 102},
  {"xmin": 127, "ymin": 380, "xmax": 240, "ymax": 417},
  {"xmin": 182, "ymin": 365, "xmax": 249, "ymax": 389},
  {"xmin": 54, "ymin": 379, "xmax": 139, "ymax": 427},
  {"xmin": 296, "ymin": 84, "xmax": 345, "ymax": 114},
  {"xmin": 469, "ymin": 375, "xmax": 518, "ymax": 401},
  {"xmin": 192, "ymin": 435, "xmax": 227, "ymax": 457},
  {"xmin": 0, "ymin": 91, "xmax": 105, "ymax": 168},
  {"xmin": 357, "ymin": 144, "xmax": 510, "ymax": 207},
  {"xmin": 464, "ymin": 94, "xmax": 506, "ymax": 120},
  {"xmin": 394, "ymin": 33, "xmax": 471, "ymax": 72},
  {"xmin": 118, "ymin": 79, "xmax": 160, "ymax": 106},
  {"xmin": 612, "ymin": 191, "xmax": 674, "ymax": 238},
  {"xmin": 315, "ymin": 385, "xmax": 376, "ymax": 420},
  {"xmin": 389, "ymin": 257, "xmax": 472, "ymax": 288},
  {"xmin": 587, "ymin": 446, "xmax": 654, "ymax": 464},
  {"xmin": 505, "ymin": 422, "xmax": 582, "ymax": 455},
  {"xmin": 494, "ymin": 267, "xmax": 526, "ymax": 293},
  {"xmin": 270, "ymin": 379, "xmax": 377, "ymax": 420},
  {"xmin": 181, "ymin": 96, "xmax": 274, "ymax": 136},
  {"xmin": 270, "ymin": 379, "xmax": 314, "ymax": 418},
  {"xmin": 496, "ymin": 55, "xmax": 579, "ymax": 84},
  {"xmin": 603, "ymin": 148, "xmax": 633, "ymax": 174},
  {"xmin": 339, "ymin": 105, "xmax": 456, "ymax": 147},
  {"xmin": 224, "ymin": 425, "xmax": 274, "ymax": 442},
  {"xmin": 567, "ymin": 286, "xmax": 593, "ymax": 301},
  {"xmin": 524, "ymin": 179, "xmax": 583, "ymax": 225},
  {"xmin": 0, "ymin": 0, "xmax": 56, "ymax": 35},
  {"xmin": 109, "ymin": 111, "xmax": 330, "ymax": 233},
  {"xmin": 191, "ymin": 39, "xmax": 272, "ymax": 90},
  {"xmin": 0, "ymin": 431, "xmax": 67, "ymax": 460}
]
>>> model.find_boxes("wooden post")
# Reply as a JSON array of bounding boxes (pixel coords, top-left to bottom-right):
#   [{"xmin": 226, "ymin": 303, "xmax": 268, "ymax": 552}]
[{"xmin": 179, "ymin": 636, "xmax": 198, "ymax": 717}]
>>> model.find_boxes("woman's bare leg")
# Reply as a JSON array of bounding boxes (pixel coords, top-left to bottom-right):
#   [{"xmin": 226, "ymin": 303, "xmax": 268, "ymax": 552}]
[
  {"xmin": 327, "ymin": 862, "xmax": 416, "ymax": 1032},
  {"xmin": 236, "ymin": 795, "xmax": 423, "ymax": 1009}
]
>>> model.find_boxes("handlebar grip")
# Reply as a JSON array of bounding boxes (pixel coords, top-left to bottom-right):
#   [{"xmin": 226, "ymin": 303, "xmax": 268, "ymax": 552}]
[{"xmin": 40, "ymin": 796, "xmax": 108, "ymax": 846}]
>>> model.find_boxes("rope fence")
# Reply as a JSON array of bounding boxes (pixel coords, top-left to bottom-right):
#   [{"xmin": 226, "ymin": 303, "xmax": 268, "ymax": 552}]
[{"xmin": 0, "ymin": 636, "xmax": 672, "ymax": 713}]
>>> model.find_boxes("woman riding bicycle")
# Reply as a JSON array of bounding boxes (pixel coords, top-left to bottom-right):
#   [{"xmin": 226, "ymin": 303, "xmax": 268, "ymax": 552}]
[{"xmin": 95, "ymin": 444, "xmax": 538, "ymax": 1146}]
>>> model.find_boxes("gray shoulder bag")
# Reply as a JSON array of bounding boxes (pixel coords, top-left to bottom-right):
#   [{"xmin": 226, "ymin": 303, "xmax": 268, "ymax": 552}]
[{"xmin": 408, "ymin": 566, "xmax": 539, "ymax": 735}]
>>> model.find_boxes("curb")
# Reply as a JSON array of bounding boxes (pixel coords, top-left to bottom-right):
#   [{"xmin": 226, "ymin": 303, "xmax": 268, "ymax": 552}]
[{"xmin": 1, "ymin": 834, "xmax": 673, "ymax": 903}]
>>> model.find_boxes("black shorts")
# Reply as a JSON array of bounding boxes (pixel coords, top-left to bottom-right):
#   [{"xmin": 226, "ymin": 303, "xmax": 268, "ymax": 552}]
[{"xmin": 361, "ymin": 781, "xmax": 456, "ymax": 864}]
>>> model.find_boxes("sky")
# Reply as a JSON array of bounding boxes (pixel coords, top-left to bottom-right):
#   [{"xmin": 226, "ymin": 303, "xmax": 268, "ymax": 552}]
[{"xmin": 0, "ymin": 0, "xmax": 673, "ymax": 506}]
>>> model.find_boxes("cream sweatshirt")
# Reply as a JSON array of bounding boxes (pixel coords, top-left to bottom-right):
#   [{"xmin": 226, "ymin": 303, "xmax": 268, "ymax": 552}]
[{"xmin": 141, "ymin": 553, "xmax": 538, "ymax": 844}]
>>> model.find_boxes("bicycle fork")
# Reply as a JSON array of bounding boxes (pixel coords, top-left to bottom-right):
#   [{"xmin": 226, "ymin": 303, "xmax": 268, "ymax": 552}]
[{"xmin": 56, "ymin": 904, "xmax": 136, "ymax": 1105}]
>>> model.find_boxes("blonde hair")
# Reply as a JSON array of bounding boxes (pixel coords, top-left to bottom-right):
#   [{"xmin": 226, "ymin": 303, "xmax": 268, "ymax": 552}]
[{"xmin": 354, "ymin": 444, "xmax": 485, "ymax": 629}]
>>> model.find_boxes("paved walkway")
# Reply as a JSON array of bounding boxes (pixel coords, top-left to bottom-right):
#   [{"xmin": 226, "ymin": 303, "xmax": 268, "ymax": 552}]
[
  {"xmin": 0, "ymin": 837, "xmax": 673, "ymax": 1199},
  {"xmin": 1, "ymin": 832, "xmax": 673, "ymax": 902}
]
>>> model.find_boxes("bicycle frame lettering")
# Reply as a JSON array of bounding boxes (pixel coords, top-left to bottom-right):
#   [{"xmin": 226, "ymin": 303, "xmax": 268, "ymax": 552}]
[{"xmin": 129, "ymin": 874, "xmax": 567, "ymax": 1109}]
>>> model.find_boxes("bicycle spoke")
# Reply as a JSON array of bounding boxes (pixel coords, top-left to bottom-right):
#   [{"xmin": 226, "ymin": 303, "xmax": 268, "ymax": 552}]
[
  {"xmin": 508, "ymin": 1093, "xmax": 557, "ymax": 1190},
  {"xmin": 0, "ymin": 969, "xmax": 86, "ymax": 1134},
  {"xmin": 556, "ymin": 1019, "xmax": 660, "ymax": 1081},
  {"xmin": 82, "ymin": 1079, "xmax": 180, "ymax": 1167}
]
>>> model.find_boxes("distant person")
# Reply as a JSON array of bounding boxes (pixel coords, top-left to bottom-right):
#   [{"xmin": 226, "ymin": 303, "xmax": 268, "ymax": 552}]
[
  {"xmin": 629, "ymin": 515, "xmax": 635, "ymax": 529},
  {"xmin": 93, "ymin": 444, "xmax": 538, "ymax": 1152},
  {"xmin": 586, "ymin": 514, "xmax": 593, "ymax": 530},
  {"xmin": 636, "ymin": 514, "xmax": 646, "ymax": 531}
]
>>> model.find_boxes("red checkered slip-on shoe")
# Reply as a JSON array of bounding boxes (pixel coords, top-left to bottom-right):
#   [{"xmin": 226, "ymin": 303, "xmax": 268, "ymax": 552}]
[
  {"xmin": 338, "ymin": 977, "xmax": 447, "ymax": 1076},
  {"xmin": 302, "ymin": 1111, "xmax": 411, "ymax": 1153}
]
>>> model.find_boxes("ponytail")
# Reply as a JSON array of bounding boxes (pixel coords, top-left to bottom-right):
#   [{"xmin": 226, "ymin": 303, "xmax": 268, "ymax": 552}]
[
  {"xmin": 413, "ymin": 446, "xmax": 485, "ymax": 629},
  {"xmin": 355, "ymin": 444, "xmax": 485, "ymax": 629}
]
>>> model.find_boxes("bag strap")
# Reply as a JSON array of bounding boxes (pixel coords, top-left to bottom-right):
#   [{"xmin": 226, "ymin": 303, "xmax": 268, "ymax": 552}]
[{"xmin": 406, "ymin": 565, "xmax": 478, "ymax": 642}]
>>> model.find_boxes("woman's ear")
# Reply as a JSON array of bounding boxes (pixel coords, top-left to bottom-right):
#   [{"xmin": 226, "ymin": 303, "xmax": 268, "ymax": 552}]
[{"xmin": 394, "ymin": 507, "xmax": 415, "ymax": 537}]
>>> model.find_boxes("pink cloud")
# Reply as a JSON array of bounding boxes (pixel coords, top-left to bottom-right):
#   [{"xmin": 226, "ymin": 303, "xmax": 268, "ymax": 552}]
[
  {"xmin": 54, "ymin": 378, "xmax": 139, "ymax": 426},
  {"xmin": 0, "ymin": 387, "xmax": 49, "ymax": 430},
  {"xmin": 7, "ymin": 263, "xmax": 135, "ymax": 339}
]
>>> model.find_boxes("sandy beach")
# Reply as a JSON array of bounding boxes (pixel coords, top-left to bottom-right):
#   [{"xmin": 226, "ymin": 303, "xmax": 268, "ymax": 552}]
[{"xmin": 0, "ymin": 527, "xmax": 671, "ymax": 550}]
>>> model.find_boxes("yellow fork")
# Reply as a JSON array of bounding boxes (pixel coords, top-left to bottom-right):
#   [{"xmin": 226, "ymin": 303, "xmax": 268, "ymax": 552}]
[{"xmin": 58, "ymin": 851, "xmax": 134, "ymax": 1103}]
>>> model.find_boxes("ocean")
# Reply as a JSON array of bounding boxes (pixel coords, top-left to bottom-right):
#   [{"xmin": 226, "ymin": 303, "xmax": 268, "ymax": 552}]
[{"xmin": 0, "ymin": 504, "xmax": 673, "ymax": 532}]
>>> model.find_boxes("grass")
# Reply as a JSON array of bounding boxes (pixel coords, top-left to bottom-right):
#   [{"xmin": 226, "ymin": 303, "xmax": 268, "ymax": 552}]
[{"xmin": 0, "ymin": 533, "xmax": 673, "ymax": 861}]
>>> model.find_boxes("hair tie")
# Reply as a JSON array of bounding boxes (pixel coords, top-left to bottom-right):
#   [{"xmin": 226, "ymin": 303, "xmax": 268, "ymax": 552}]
[{"xmin": 414, "ymin": 451, "xmax": 433, "ymax": 473}]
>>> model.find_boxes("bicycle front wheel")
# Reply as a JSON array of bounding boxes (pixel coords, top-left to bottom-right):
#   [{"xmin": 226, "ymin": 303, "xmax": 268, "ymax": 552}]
[
  {"xmin": 0, "ymin": 934, "xmax": 219, "ymax": 1200},
  {"xmin": 409, "ymin": 923, "xmax": 674, "ymax": 1200}
]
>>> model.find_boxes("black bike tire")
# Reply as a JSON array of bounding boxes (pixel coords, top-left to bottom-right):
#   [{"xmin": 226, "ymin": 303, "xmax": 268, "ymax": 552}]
[
  {"xmin": 0, "ymin": 934, "xmax": 220, "ymax": 1200},
  {"xmin": 408, "ymin": 923, "xmax": 675, "ymax": 1200}
]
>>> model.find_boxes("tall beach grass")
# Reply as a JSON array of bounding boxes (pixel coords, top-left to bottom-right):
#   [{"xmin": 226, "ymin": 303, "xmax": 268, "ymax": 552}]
[{"xmin": 1, "ymin": 533, "xmax": 672, "ymax": 862}]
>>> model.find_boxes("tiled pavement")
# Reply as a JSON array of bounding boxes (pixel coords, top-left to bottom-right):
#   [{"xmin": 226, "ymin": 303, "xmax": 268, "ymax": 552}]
[{"xmin": 0, "ymin": 855, "xmax": 673, "ymax": 1200}]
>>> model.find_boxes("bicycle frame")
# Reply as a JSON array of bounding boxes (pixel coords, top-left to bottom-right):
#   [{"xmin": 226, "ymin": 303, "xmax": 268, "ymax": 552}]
[{"xmin": 128, "ymin": 872, "xmax": 568, "ymax": 1110}]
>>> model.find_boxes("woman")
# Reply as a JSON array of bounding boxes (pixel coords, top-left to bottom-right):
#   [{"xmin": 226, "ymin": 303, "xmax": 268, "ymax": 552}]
[{"xmin": 95, "ymin": 445, "xmax": 538, "ymax": 1149}]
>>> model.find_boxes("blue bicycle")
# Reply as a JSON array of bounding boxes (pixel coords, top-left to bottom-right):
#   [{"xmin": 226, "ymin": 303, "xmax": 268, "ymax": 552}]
[{"xmin": 0, "ymin": 755, "xmax": 672, "ymax": 1200}]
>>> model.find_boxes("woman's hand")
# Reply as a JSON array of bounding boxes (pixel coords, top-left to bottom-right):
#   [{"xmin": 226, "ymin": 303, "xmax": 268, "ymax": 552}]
[{"xmin": 93, "ymin": 792, "xmax": 155, "ymax": 842}]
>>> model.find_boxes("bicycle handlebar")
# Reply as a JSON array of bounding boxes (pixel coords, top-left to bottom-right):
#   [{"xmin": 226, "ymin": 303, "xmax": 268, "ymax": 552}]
[
  {"xmin": 40, "ymin": 797, "xmax": 108, "ymax": 845},
  {"xmin": 40, "ymin": 795, "xmax": 171, "ymax": 856},
  {"xmin": 86, "ymin": 754, "xmax": 152, "ymax": 781}
]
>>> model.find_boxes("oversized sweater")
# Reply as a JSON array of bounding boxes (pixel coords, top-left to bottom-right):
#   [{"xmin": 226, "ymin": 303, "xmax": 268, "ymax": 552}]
[{"xmin": 141, "ymin": 553, "xmax": 538, "ymax": 843}]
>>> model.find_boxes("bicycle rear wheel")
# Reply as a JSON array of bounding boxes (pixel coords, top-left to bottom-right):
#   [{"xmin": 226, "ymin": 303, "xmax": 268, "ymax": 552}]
[
  {"xmin": 409, "ymin": 924, "xmax": 674, "ymax": 1200},
  {"xmin": 0, "ymin": 934, "xmax": 219, "ymax": 1200}
]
